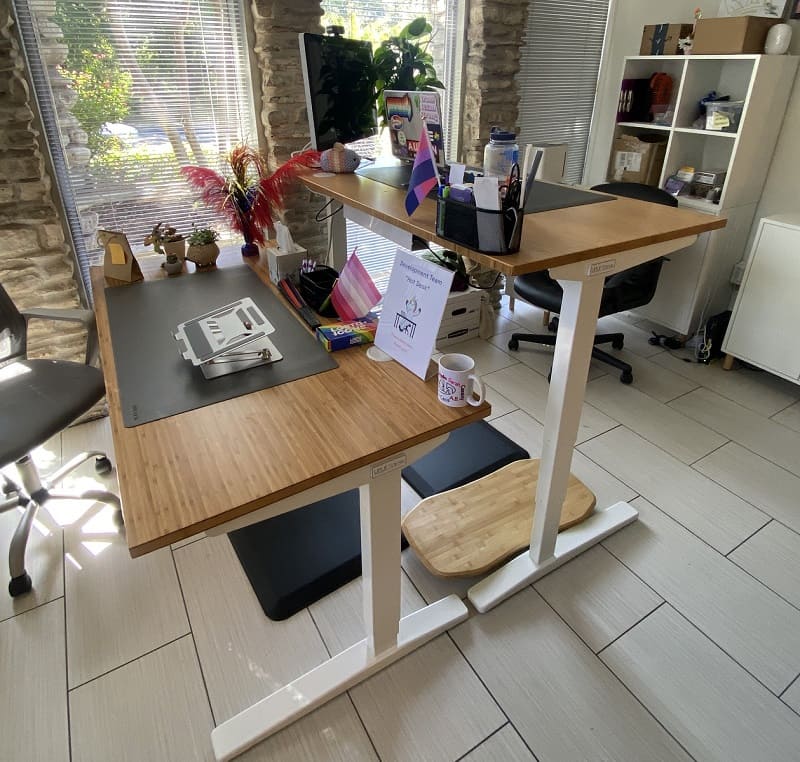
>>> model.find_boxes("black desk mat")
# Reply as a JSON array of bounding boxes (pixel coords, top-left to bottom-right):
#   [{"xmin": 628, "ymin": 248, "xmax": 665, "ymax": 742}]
[
  {"xmin": 104, "ymin": 266, "xmax": 337, "ymax": 427},
  {"xmin": 524, "ymin": 181, "xmax": 614, "ymax": 215}
]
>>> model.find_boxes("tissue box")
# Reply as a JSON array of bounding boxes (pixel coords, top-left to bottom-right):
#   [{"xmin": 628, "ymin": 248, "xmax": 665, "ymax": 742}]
[
  {"xmin": 316, "ymin": 318, "xmax": 378, "ymax": 352},
  {"xmin": 264, "ymin": 243, "xmax": 307, "ymax": 285}
]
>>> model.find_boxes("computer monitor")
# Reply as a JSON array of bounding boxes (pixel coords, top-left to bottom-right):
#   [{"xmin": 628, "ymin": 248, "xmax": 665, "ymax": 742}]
[
  {"xmin": 298, "ymin": 32, "xmax": 378, "ymax": 151},
  {"xmin": 384, "ymin": 90, "xmax": 446, "ymax": 168}
]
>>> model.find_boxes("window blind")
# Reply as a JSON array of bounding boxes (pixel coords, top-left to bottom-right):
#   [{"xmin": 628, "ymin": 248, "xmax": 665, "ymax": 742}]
[
  {"xmin": 17, "ymin": 0, "xmax": 257, "ymax": 297},
  {"xmin": 516, "ymin": 0, "xmax": 610, "ymax": 184},
  {"xmin": 320, "ymin": 1, "xmax": 463, "ymax": 286}
]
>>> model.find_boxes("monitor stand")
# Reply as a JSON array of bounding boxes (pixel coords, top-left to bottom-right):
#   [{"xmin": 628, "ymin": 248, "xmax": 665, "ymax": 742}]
[{"xmin": 355, "ymin": 161, "xmax": 413, "ymax": 189}]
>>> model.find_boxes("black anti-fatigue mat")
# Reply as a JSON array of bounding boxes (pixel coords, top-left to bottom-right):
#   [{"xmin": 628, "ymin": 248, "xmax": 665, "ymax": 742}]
[
  {"xmin": 402, "ymin": 420, "xmax": 530, "ymax": 499},
  {"xmin": 228, "ymin": 489, "xmax": 409, "ymax": 621},
  {"xmin": 524, "ymin": 181, "xmax": 614, "ymax": 215},
  {"xmin": 104, "ymin": 266, "xmax": 337, "ymax": 426}
]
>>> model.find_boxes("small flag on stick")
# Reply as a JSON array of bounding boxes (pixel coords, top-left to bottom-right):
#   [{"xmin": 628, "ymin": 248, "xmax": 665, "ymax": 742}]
[
  {"xmin": 330, "ymin": 249, "xmax": 381, "ymax": 321},
  {"xmin": 405, "ymin": 121, "xmax": 441, "ymax": 217}
]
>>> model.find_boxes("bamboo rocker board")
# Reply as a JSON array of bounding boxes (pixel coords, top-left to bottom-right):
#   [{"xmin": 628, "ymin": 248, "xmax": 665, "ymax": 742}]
[{"xmin": 402, "ymin": 458, "xmax": 596, "ymax": 577}]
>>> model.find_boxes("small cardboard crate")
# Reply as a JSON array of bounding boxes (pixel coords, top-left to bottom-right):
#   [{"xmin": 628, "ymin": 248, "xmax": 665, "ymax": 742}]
[
  {"xmin": 692, "ymin": 16, "xmax": 780, "ymax": 54},
  {"xmin": 608, "ymin": 134, "xmax": 668, "ymax": 186},
  {"xmin": 640, "ymin": 23, "xmax": 694, "ymax": 55}
]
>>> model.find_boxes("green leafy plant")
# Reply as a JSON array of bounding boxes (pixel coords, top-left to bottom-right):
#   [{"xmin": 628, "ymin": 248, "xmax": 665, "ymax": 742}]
[
  {"xmin": 372, "ymin": 17, "xmax": 444, "ymax": 127},
  {"xmin": 187, "ymin": 227, "xmax": 220, "ymax": 246}
]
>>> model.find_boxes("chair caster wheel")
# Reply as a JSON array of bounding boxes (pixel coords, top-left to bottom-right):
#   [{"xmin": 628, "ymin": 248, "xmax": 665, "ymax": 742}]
[
  {"xmin": 612, "ymin": 337, "xmax": 624, "ymax": 350},
  {"xmin": 548, "ymin": 318, "xmax": 559, "ymax": 333},
  {"xmin": 508, "ymin": 338, "xmax": 519, "ymax": 351},
  {"xmin": 620, "ymin": 370, "xmax": 633, "ymax": 385},
  {"xmin": 95, "ymin": 456, "xmax": 113, "ymax": 476},
  {"xmin": 9, "ymin": 572, "xmax": 32, "ymax": 597}
]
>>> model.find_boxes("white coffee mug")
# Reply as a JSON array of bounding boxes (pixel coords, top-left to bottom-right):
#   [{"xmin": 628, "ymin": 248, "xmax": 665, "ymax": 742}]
[{"xmin": 438, "ymin": 353, "xmax": 485, "ymax": 407}]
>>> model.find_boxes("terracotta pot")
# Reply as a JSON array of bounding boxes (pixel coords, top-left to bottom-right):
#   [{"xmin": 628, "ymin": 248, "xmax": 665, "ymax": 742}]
[
  {"xmin": 163, "ymin": 238, "xmax": 186, "ymax": 260},
  {"xmin": 186, "ymin": 242, "xmax": 220, "ymax": 268}
]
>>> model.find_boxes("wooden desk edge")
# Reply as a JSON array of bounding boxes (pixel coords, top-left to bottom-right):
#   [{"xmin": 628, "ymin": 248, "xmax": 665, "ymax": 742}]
[
  {"xmin": 301, "ymin": 173, "xmax": 728, "ymax": 276},
  {"xmin": 92, "ymin": 257, "xmax": 490, "ymax": 557}
]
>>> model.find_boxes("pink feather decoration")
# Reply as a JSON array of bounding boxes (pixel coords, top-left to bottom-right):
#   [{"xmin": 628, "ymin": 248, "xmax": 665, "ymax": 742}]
[{"xmin": 180, "ymin": 147, "xmax": 319, "ymax": 246}]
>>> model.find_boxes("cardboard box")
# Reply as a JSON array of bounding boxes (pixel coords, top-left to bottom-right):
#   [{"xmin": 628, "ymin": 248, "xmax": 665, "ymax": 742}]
[
  {"xmin": 692, "ymin": 16, "xmax": 780, "ymax": 55},
  {"xmin": 640, "ymin": 23, "xmax": 694, "ymax": 55},
  {"xmin": 608, "ymin": 134, "xmax": 668, "ymax": 186}
]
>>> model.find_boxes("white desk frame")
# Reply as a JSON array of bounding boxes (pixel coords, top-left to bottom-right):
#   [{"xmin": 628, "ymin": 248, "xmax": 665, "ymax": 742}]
[
  {"xmin": 468, "ymin": 235, "xmax": 697, "ymax": 611},
  {"xmin": 205, "ymin": 434, "xmax": 469, "ymax": 761}
]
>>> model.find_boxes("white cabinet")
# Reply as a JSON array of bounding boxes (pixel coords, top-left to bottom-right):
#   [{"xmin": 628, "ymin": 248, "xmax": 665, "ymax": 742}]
[
  {"xmin": 608, "ymin": 54, "xmax": 798, "ymax": 335},
  {"xmin": 723, "ymin": 215, "xmax": 800, "ymax": 384}
]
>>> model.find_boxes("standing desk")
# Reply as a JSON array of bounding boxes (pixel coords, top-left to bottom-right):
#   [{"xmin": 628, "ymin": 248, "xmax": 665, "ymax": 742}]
[
  {"xmin": 302, "ymin": 172, "xmax": 726, "ymax": 612},
  {"xmin": 92, "ymin": 254, "xmax": 489, "ymax": 760}
]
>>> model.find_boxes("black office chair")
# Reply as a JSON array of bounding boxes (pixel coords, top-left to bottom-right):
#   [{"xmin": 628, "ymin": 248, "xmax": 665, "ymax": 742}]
[
  {"xmin": 507, "ymin": 182, "xmax": 678, "ymax": 384},
  {"xmin": 0, "ymin": 283, "xmax": 121, "ymax": 596}
]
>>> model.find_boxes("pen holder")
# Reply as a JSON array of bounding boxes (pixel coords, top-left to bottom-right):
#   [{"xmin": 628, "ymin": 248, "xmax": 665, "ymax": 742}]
[{"xmin": 436, "ymin": 197, "xmax": 523, "ymax": 254}]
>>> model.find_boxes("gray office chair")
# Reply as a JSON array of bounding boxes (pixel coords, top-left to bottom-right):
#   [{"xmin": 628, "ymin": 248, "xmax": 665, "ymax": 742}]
[
  {"xmin": 0, "ymin": 282, "xmax": 121, "ymax": 596},
  {"xmin": 507, "ymin": 182, "xmax": 678, "ymax": 384}
]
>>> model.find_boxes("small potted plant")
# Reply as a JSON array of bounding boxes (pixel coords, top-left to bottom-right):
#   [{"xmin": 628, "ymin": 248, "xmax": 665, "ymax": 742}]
[
  {"xmin": 185, "ymin": 226, "xmax": 221, "ymax": 269},
  {"xmin": 162, "ymin": 253, "xmax": 183, "ymax": 276},
  {"xmin": 144, "ymin": 222, "xmax": 185, "ymax": 259}
]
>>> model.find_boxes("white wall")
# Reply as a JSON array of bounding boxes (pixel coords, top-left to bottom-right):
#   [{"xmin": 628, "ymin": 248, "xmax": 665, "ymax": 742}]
[
  {"xmin": 583, "ymin": 0, "xmax": 702, "ymax": 186},
  {"xmin": 749, "ymin": 21, "xmax": 800, "ymax": 244}
]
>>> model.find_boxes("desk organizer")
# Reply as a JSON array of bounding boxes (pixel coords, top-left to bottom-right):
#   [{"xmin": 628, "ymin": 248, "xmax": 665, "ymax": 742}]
[{"xmin": 436, "ymin": 197, "xmax": 523, "ymax": 254}]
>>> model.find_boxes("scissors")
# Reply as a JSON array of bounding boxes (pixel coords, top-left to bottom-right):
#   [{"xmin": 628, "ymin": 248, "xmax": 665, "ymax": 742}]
[{"xmin": 501, "ymin": 163, "xmax": 522, "ymax": 211}]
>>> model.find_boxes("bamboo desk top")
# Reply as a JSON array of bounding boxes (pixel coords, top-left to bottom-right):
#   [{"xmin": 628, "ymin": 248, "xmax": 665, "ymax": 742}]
[
  {"xmin": 302, "ymin": 172, "xmax": 727, "ymax": 276},
  {"xmin": 93, "ymin": 252, "xmax": 489, "ymax": 558}
]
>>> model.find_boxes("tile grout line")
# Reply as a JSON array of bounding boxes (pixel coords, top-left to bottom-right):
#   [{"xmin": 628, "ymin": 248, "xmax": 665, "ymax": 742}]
[
  {"xmin": 668, "ymin": 395, "xmax": 800, "ymax": 477},
  {"xmin": 399, "ymin": 556, "xmax": 531, "ymax": 759},
  {"xmin": 0, "ymin": 591, "xmax": 65, "ymax": 625},
  {"xmin": 67, "ymin": 632, "xmax": 191, "ymax": 694},
  {"xmin": 596, "ymin": 600, "xmax": 667, "ymax": 657},
  {"xmin": 532, "ymin": 589, "xmax": 697, "ymax": 762},
  {"xmin": 62, "ymin": 530, "xmax": 73, "ymax": 762},
  {"xmin": 168, "ymin": 547, "xmax": 217, "ymax": 727},
  {"xmin": 688, "ymin": 438, "xmax": 731, "ymax": 467},
  {"xmin": 667, "ymin": 603, "xmax": 800, "ymax": 709},
  {"xmin": 602, "ymin": 541, "xmax": 799, "ymax": 702},
  {"xmin": 577, "ymin": 432, "xmax": 771, "ymax": 557}
]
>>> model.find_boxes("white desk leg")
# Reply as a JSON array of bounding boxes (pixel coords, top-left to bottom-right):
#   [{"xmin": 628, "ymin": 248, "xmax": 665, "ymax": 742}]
[
  {"xmin": 211, "ymin": 461, "xmax": 468, "ymax": 761},
  {"xmin": 360, "ymin": 474, "xmax": 401, "ymax": 655},
  {"xmin": 468, "ymin": 274, "xmax": 637, "ymax": 613}
]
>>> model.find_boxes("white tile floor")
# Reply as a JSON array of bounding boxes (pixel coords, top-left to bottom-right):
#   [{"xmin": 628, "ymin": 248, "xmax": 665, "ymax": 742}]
[{"xmin": 3, "ymin": 298, "xmax": 800, "ymax": 761}]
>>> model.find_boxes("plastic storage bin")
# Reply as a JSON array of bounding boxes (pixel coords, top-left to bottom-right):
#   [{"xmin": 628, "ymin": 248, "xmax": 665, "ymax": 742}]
[{"xmin": 705, "ymin": 100, "xmax": 744, "ymax": 133}]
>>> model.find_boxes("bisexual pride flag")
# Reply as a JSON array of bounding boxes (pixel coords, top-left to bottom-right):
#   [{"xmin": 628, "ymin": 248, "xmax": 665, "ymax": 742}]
[
  {"xmin": 331, "ymin": 250, "xmax": 382, "ymax": 321},
  {"xmin": 404, "ymin": 121, "xmax": 441, "ymax": 217}
]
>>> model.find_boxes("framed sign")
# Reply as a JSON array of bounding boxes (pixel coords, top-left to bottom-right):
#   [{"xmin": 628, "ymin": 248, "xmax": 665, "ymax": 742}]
[{"xmin": 374, "ymin": 249, "xmax": 454, "ymax": 380}]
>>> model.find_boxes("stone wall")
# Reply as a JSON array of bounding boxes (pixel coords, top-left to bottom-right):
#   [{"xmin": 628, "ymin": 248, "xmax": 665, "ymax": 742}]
[
  {"xmin": 0, "ymin": 0, "xmax": 86, "ymax": 362},
  {"xmin": 250, "ymin": 0, "xmax": 328, "ymax": 258},
  {"xmin": 461, "ymin": 0, "xmax": 529, "ymax": 166}
]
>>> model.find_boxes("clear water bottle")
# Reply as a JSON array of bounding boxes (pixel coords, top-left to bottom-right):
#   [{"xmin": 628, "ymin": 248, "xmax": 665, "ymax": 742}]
[{"xmin": 483, "ymin": 128, "xmax": 519, "ymax": 182}]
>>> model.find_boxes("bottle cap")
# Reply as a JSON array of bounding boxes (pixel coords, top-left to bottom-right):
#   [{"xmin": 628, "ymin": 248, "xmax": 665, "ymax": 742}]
[{"xmin": 490, "ymin": 127, "xmax": 516, "ymax": 141}]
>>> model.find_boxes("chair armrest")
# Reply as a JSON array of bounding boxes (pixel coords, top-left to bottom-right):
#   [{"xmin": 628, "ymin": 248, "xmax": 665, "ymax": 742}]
[
  {"xmin": 22, "ymin": 307, "xmax": 94, "ymax": 327},
  {"xmin": 22, "ymin": 308, "xmax": 98, "ymax": 366}
]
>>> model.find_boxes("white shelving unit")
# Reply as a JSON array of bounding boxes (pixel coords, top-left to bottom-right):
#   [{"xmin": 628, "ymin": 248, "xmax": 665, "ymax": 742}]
[{"xmin": 608, "ymin": 54, "xmax": 798, "ymax": 335}]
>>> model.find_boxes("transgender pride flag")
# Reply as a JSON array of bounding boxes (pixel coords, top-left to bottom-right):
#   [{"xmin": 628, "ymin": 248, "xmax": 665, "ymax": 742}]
[
  {"xmin": 331, "ymin": 250, "xmax": 382, "ymax": 321},
  {"xmin": 404, "ymin": 121, "xmax": 441, "ymax": 217}
]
